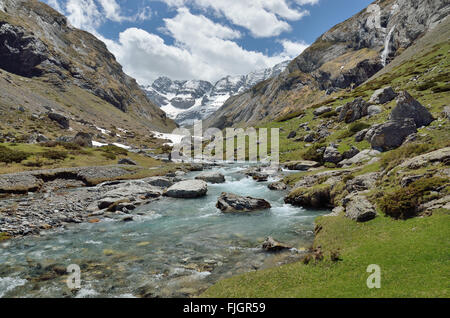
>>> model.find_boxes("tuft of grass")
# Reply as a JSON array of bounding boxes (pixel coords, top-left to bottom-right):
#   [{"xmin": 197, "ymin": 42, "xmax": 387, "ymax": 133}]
[
  {"xmin": 378, "ymin": 177, "xmax": 448, "ymax": 220},
  {"xmin": 0, "ymin": 145, "xmax": 30, "ymax": 164}
]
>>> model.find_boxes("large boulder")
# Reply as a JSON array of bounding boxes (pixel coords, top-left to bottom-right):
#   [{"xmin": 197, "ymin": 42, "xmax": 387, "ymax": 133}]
[
  {"xmin": 252, "ymin": 172, "xmax": 269, "ymax": 182},
  {"xmin": 216, "ymin": 192, "xmax": 271, "ymax": 213},
  {"xmin": 195, "ymin": 171, "xmax": 225, "ymax": 184},
  {"xmin": 284, "ymin": 160, "xmax": 320, "ymax": 171},
  {"xmin": 367, "ymin": 105, "xmax": 383, "ymax": 116},
  {"xmin": 338, "ymin": 97, "xmax": 369, "ymax": 123},
  {"xmin": 343, "ymin": 193, "xmax": 377, "ymax": 222},
  {"xmin": 390, "ymin": 91, "xmax": 434, "ymax": 127},
  {"xmin": 338, "ymin": 149, "xmax": 381, "ymax": 167},
  {"xmin": 354, "ymin": 129, "xmax": 369, "ymax": 142},
  {"xmin": 369, "ymin": 87, "xmax": 397, "ymax": 104},
  {"xmin": 370, "ymin": 119, "xmax": 417, "ymax": 151},
  {"xmin": 48, "ymin": 112, "xmax": 70, "ymax": 129},
  {"xmin": 164, "ymin": 180, "xmax": 208, "ymax": 198},
  {"xmin": 342, "ymin": 146, "xmax": 360, "ymax": 160}
]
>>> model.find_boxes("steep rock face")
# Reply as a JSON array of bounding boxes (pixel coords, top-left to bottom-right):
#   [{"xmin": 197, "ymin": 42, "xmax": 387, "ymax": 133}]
[
  {"xmin": 142, "ymin": 61, "xmax": 289, "ymax": 126},
  {"xmin": 0, "ymin": 0, "xmax": 175, "ymax": 132},
  {"xmin": 205, "ymin": 0, "xmax": 450, "ymax": 129}
]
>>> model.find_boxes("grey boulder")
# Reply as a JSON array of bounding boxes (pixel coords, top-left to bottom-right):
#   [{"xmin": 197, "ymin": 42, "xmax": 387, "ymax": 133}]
[
  {"xmin": 369, "ymin": 87, "xmax": 397, "ymax": 104},
  {"xmin": 164, "ymin": 180, "xmax": 208, "ymax": 198},
  {"xmin": 195, "ymin": 171, "xmax": 226, "ymax": 184},
  {"xmin": 338, "ymin": 97, "xmax": 369, "ymax": 123},
  {"xmin": 370, "ymin": 119, "xmax": 417, "ymax": 151},
  {"xmin": 343, "ymin": 193, "xmax": 377, "ymax": 222},
  {"xmin": 390, "ymin": 91, "xmax": 434, "ymax": 128}
]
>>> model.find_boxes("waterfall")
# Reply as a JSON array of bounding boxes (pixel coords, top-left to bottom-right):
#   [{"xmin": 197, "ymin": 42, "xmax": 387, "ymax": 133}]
[{"xmin": 381, "ymin": 26, "xmax": 396, "ymax": 67}]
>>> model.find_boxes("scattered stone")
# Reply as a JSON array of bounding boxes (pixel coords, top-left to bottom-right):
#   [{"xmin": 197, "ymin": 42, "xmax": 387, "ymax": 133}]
[
  {"xmin": 287, "ymin": 131, "xmax": 297, "ymax": 139},
  {"xmin": 367, "ymin": 105, "xmax": 383, "ymax": 116},
  {"xmin": 118, "ymin": 158, "xmax": 138, "ymax": 166},
  {"xmin": 442, "ymin": 106, "xmax": 450, "ymax": 120},
  {"xmin": 262, "ymin": 237, "xmax": 291, "ymax": 252},
  {"xmin": 342, "ymin": 146, "xmax": 360, "ymax": 160},
  {"xmin": 313, "ymin": 106, "xmax": 333, "ymax": 116},
  {"xmin": 195, "ymin": 171, "xmax": 226, "ymax": 184},
  {"xmin": 48, "ymin": 112, "xmax": 70, "ymax": 129},
  {"xmin": 346, "ymin": 172, "xmax": 380, "ymax": 192},
  {"xmin": 164, "ymin": 180, "xmax": 208, "ymax": 198},
  {"xmin": 338, "ymin": 97, "xmax": 369, "ymax": 123},
  {"xmin": 28, "ymin": 133, "xmax": 49, "ymax": 144},
  {"xmin": 354, "ymin": 129, "xmax": 369, "ymax": 142},
  {"xmin": 323, "ymin": 147, "xmax": 343, "ymax": 164},
  {"xmin": 216, "ymin": 192, "xmax": 271, "ymax": 213},
  {"xmin": 343, "ymin": 193, "xmax": 377, "ymax": 222},
  {"xmin": 369, "ymin": 86, "xmax": 398, "ymax": 104},
  {"xmin": 390, "ymin": 91, "xmax": 434, "ymax": 127}
]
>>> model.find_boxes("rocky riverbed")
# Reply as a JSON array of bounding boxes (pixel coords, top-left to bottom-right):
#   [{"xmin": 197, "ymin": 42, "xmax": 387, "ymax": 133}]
[{"xmin": 0, "ymin": 164, "xmax": 327, "ymax": 298}]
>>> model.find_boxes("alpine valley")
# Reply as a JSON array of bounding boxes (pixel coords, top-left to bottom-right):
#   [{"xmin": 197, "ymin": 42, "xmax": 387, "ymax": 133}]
[{"xmin": 0, "ymin": 0, "xmax": 449, "ymax": 300}]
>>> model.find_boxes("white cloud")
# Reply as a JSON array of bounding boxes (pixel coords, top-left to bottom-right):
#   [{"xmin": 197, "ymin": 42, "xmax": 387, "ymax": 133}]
[
  {"xmin": 65, "ymin": 0, "xmax": 103, "ymax": 31},
  {"xmin": 104, "ymin": 9, "xmax": 309, "ymax": 84},
  {"xmin": 47, "ymin": 0, "xmax": 63, "ymax": 13},
  {"xmin": 162, "ymin": 0, "xmax": 314, "ymax": 38}
]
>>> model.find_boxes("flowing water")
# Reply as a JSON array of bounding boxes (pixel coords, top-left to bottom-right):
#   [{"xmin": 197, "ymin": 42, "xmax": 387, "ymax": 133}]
[{"xmin": 0, "ymin": 165, "xmax": 328, "ymax": 298}]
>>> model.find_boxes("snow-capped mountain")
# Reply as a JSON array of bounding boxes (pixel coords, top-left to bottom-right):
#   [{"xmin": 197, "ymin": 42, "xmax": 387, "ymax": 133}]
[{"xmin": 141, "ymin": 60, "xmax": 290, "ymax": 126}]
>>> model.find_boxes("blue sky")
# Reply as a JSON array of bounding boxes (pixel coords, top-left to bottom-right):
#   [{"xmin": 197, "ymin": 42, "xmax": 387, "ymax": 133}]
[{"xmin": 44, "ymin": 0, "xmax": 374, "ymax": 85}]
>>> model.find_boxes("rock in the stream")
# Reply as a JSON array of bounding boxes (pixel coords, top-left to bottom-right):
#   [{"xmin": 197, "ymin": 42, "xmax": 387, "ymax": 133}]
[
  {"xmin": 268, "ymin": 181, "xmax": 287, "ymax": 191},
  {"xmin": 369, "ymin": 86, "xmax": 397, "ymax": 104},
  {"xmin": 252, "ymin": 172, "xmax": 269, "ymax": 182},
  {"xmin": 343, "ymin": 193, "xmax": 377, "ymax": 222},
  {"xmin": 164, "ymin": 180, "xmax": 208, "ymax": 198},
  {"xmin": 216, "ymin": 192, "xmax": 271, "ymax": 213},
  {"xmin": 390, "ymin": 91, "xmax": 434, "ymax": 127},
  {"xmin": 262, "ymin": 237, "xmax": 292, "ymax": 252},
  {"xmin": 195, "ymin": 171, "xmax": 225, "ymax": 184}
]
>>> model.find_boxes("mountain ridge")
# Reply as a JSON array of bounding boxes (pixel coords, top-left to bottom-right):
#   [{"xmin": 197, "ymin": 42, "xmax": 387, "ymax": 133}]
[
  {"xmin": 204, "ymin": 0, "xmax": 450, "ymax": 130},
  {"xmin": 142, "ymin": 61, "xmax": 290, "ymax": 126}
]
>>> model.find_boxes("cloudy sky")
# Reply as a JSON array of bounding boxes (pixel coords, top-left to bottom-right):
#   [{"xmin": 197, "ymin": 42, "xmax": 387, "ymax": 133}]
[{"xmin": 45, "ymin": 0, "xmax": 373, "ymax": 85}]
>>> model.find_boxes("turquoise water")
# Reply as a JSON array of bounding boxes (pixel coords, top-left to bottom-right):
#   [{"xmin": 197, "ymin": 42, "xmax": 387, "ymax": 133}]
[{"xmin": 0, "ymin": 165, "xmax": 328, "ymax": 298}]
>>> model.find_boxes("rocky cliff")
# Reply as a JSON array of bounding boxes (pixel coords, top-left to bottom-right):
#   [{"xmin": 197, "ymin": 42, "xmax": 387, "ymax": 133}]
[
  {"xmin": 0, "ymin": 0, "xmax": 176, "ymax": 138},
  {"xmin": 205, "ymin": 0, "xmax": 449, "ymax": 129},
  {"xmin": 142, "ymin": 61, "xmax": 289, "ymax": 126}
]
